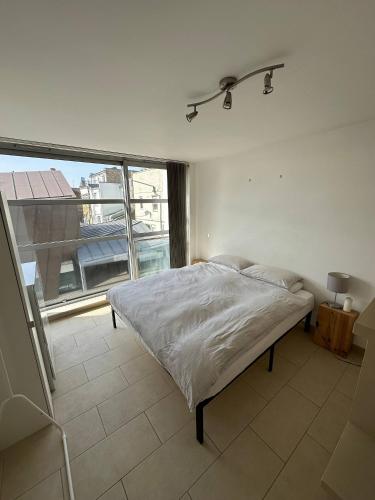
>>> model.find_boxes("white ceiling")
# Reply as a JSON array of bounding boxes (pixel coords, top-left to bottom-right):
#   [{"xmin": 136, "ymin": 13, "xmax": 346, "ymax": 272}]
[{"xmin": 0, "ymin": 0, "xmax": 374, "ymax": 162}]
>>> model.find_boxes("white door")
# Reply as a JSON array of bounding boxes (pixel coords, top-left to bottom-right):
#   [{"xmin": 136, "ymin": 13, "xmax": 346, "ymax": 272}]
[{"xmin": 0, "ymin": 192, "xmax": 52, "ymax": 415}]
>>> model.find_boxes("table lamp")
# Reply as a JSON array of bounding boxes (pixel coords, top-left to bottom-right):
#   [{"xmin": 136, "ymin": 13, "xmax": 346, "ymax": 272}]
[{"xmin": 327, "ymin": 272, "xmax": 350, "ymax": 309}]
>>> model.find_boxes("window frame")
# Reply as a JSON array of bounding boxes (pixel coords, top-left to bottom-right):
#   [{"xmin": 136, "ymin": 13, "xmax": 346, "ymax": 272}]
[
  {"xmin": 1, "ymin": 144, "xmax": 175, "ymax": 304},
  {"xmin": 122, "ymin": 161, "xmax": 169, "ymax": 280}
]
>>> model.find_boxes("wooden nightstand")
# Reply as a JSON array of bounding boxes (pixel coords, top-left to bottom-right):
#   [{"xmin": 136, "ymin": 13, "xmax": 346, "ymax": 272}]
[
  {"xmin": 191, "ymin": 258, "xmax": 208, "ymax": 265},
  {"xmin": 313, "ymin": 303, "xmax": 359, "ymax": 356}
]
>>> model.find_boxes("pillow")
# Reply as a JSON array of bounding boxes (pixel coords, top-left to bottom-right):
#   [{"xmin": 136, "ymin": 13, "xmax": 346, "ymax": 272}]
[
  {"xmin": 208, "ymin": 254, "xmax": 253, "ymax": 271},
  {"xmin": 289, "ymin": 281, "xmax": 304, "ymax": 293},
  {"xmin": 240, "ymin": 264, "xmax": 302, "ymax": 290}
]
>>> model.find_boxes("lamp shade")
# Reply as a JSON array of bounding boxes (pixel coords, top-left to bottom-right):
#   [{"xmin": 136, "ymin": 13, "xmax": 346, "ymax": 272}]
[{"xmin": 327, "ymin": 272, "xmax": 350, "ymax": 293}]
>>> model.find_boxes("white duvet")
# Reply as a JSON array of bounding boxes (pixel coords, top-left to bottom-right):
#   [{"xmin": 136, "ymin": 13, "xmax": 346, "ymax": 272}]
[{"xmin": 107, "ymin": 263, "xmax": 308, "ymax": 410}]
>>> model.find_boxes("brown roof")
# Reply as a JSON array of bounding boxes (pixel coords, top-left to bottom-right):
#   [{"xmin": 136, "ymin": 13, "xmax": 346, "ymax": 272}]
[{"xmin": 0, "ymin": 169, "xmax": 75, "ymax": 200}]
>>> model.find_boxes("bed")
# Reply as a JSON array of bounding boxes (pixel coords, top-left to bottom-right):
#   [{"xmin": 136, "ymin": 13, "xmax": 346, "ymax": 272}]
[{"xmin": 107, "ymin": 261, "xmax": 314, "ymax": 443}]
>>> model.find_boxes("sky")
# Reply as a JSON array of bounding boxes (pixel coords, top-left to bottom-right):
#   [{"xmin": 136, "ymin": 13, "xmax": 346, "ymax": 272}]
[{"xmin": 0, "ymin": 154, "xmax": 120, "ymax": 188}]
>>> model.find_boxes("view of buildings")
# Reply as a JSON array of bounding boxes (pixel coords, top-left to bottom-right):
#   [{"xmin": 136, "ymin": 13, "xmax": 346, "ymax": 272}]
[
  {"xmin": 79, "ymin": 166, "xmax": 169, "ymax": 232},
  {"xmin": 0, "ymin": 164, "xmax": 169, "ymax": 304}
]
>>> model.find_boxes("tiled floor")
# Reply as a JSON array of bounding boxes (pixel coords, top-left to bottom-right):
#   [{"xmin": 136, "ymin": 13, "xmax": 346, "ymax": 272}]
[{"xmin": 0, "ymin": 305, "xmax": 363, "ymax": 500}]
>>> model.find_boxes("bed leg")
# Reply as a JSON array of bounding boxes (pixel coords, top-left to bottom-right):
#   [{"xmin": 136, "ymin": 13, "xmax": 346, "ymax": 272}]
[
  {"xmin": 268, "ymin": 344, "xmax": 275, "ymax": 372},
  {"xmin": 196, "ymin": 402, "xmax": 204, "ymax": 444},
  {"xmin": 111, "ymin": 308, "xmax": 117, "ymax": 329},
  {"xmin": 304, "ymin": 311, "xmax": 312, "ymax": 333}
]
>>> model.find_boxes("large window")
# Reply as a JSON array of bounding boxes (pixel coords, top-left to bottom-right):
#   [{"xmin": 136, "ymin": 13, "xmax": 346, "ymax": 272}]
[
  {"xmin": 0, "ymin": 154, "xmax": 170, "ymax": 306},
  {"xmin": 127, "ymin": 165, "xmax": 169, "ymax": 278}
]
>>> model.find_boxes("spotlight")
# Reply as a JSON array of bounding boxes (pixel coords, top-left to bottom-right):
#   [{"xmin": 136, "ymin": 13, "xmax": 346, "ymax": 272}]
[
  {"xmin": 263, "ymin": 71, "xmax": 273, "ymax": 94},
  {"xmin": 223, "ymin": 91, "xmax": 232, "ymax": 110},
  {"xmin": 186, "ymin": 107, "xmax": 198, "ymax": 122}
]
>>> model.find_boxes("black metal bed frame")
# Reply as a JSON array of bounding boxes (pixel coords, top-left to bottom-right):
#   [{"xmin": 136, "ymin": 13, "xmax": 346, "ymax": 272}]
[{"xmin": 111, "ymin": 307, "xmax": 313, "ymax": 444}]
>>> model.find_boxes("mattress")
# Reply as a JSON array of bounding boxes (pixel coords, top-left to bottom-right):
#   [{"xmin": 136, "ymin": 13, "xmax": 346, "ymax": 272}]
[
  {"xmin": 108, "ymin": 264, "xmax": 314, "ymax": 409},
  {"xmin": 113, "ymin": 289, "xmax": 313, "ymax": 404},
  {"xmin": 207, "ymin": 289, "xmax": 314, "ymax": 398}
]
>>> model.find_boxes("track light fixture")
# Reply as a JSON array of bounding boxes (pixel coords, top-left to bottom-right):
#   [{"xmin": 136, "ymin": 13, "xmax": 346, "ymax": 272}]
[
  {"xmin": 263, "ymin": 71, "xmax": 274, "ymax": 94},
  {"xmin": 186, "ymin": 63, "xmax": 284, "ymax": 122},
  {"xmin": 186, "ymin": 106, "xmax": 198, "ymax": 122},
  {"xmin": 223, "ymin": 91, "xmax": 232, "ymax": 110}
]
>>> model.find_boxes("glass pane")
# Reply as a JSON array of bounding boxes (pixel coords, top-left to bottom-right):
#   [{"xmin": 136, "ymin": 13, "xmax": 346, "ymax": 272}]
[
  {"xmin": 18, "ymin": 237, "xmax": 129, "ymax": 305},
  {"xmin": 136, "ymin": 237, "xmax": 170, "ymax": 278},
  {"xmin": 0, "ymin": 154, "xmax": 123, "ymax": 200},
  {"xmin": 10, "ymin": 201, "xmax": 129, "ymax": 305},
  {"xmin": 80, "ymin": 166, "xmax": 124, "ymax": 200},
  {"xmin": 131, "ymin": 202, "xmax": 169, "ymax": 234},
  {"xmin": 76, "ymin": 237, "xmax": 129, "ymax": 293},
  {"xmin": 135, "ymin": 238, "xmax": 170, "ymax": 277},
  {"xmin": 9, "ymin": 203, "xmax": 126, "ymax": 246},
  {"xmin": 128, "ymin": 166, "xmax": 167, "ymax": 199}
]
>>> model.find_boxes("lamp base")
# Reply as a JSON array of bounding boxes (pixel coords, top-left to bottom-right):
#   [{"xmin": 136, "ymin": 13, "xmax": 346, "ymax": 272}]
[{"xmin": 328, "ymin": 302, "xmax": 342, "ymax": 309}]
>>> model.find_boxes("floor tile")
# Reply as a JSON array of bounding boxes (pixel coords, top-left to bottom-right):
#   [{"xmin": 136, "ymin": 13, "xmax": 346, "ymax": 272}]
[
  {"xmin": 70, "ymin": 413, "xmax": 160, "ymax": 500},
  {"xmin": 120, "ymin": 352, "xmax": 164, "ymax": 385},
  {"xmin": 123, "ymin": 421, "xmax": 218, "ymax": 500},
  {"xmin": 16, "ymin": 470, "xmax": 63, "ymax": 500},
  {"xmin": 277, "ymin": 328, "xmax": 318, "ymax": 366},
  {"xmin": 250, "ymin": 386, "xmax": 318, "ymax": 461},
  {"xmin": 53, "ymin": 335, "xmax": 77, "ymax": 357},
  {"xmin": 98, "ymin": 481, "xmax": 127, "ymax": 499},
  {"xmin": 289, "ymin": 349, "xmax": 346, "ymax": 406},
  {"xmin": 54, "ymin": 339, "xmax": 109, "ymax": 373},
  {"xmin": 64, "ymin": 407, "xmax": 106, "ymax": 459},
  {"xmin": 52, "ymin": 364, "xmax": 88, "ymax": 399},
  {"xmin": 48, "ymin": 315, "xmax": 97, "ymax": 341},
  {"xmin": 241, "ymin": 353, "xmax": 299, "ymax": 400},
  {"xmin": 336, "ymin": 364, "xmax": 361, "ymax": 399},
  {"xmin": 1, "ymin": 307, "xmax": 353, "ymax": 500},
  {"xmin": 205, "ymin": 378, "xmax": 267, "ymax": 451},
  {"xmin": 54, "ymin": 369, "xmax": 127, "ymax": 424},
  {"xmin": 98, "ymin": 371, "xmax": 174, "ymax": 435},
  {"xmin": 81, "ymin": 305, "xmax": 112, "ymax": 326},
  {"xmin": 345, "ymin": 345, "xmax": 365, "ymax": 365},
  {"xmin": 146, "ymin": 390, "xmax": 194, "ymax": 442},
  {"xmin": 74, "ymin": 322, "xmax": 119, "ymax": 347},
  {"xmin": 190, "ymin": 427, "xmax": 283, "ymax": 500},
  {"xmin": 265, "ymin": 435, "xmax": 331, "ymax": 500},
  {"xmin": 308, "ymin": 390, "xmax": 352, "ymax": 452},
  {"xmin": 1, "ymin": 425, "xmax": 64, "ymax": 500},
  {"xmin": 105, "ymin": 328, "xmax": 142, "ymax": 351},
  {"xmin": 104, "ymin": 333, "xmax": 128, "ymax": 351},
  {"xmin": 84, "ymin": 341, "xmax": 144, "ymax": 380}
]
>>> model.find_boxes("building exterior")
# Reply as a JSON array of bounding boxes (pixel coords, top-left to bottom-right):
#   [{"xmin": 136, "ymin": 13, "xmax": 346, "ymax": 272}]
[
  {"xmin": 129, "ymin": 167, "xmax": 169, "ymax": 232},
  {"xmin": 0, "ymin": 169, "xmax": 80, "ymax": 300},
  {"xmin": 79, "ymin": 166, "xmax": 169, "ymax": 232},
  {"xmin": 80, "ymin": 167, "xmax": 124, "ymax": 224}
]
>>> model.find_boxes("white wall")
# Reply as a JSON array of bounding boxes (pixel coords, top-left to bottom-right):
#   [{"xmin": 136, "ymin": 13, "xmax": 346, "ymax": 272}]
[{"xmin": 192, "ymin": 119, "xmax": 375, "ymax": 330}]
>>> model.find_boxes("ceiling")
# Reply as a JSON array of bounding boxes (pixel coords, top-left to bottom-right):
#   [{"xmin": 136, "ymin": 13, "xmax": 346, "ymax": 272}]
[{"xmin": 0, "ymin": 0, "xmax": 374, "ymax": 162}]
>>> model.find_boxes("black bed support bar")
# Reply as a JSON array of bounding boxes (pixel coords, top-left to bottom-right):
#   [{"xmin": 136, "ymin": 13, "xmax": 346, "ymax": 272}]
[
  {"xmin": 196, "ymin": 401, "xmax": 205, "ymax": 444},
  {"xmin": 195, "ymin": 310, "xmax": 313, "ymax": 444},
  {"xmin": 112, "ymin": 308, "xmax": 117, "ymax": 329},
  {"xmin": 304, "ymin": 311, "xmax": 312, "ymax": 332},
  {"xmin": 268, "ymin": 344, "xmax": 275, "ymax": 372}
]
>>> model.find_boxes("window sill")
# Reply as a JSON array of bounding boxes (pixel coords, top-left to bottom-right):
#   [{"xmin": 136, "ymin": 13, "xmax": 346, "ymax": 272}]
[{"xmin": 47, "ymin": 294, "xmax": 108, "ymax": 322}]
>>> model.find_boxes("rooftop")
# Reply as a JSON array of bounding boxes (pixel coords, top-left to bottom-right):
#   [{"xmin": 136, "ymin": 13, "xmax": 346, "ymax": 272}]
[{"xmin": 0, "ymin": 169, "xmax": 75, "ymax": 200}]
